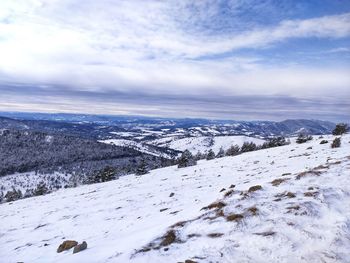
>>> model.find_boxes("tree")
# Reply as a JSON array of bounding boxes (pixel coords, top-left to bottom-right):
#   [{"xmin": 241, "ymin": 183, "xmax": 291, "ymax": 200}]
[
  {"xmin": 332, "ymin": 123, "xmax": 349, "ymax": 136},
  {"xmin": 4, "ymin": 188, "xmax": 22, "ymax": 202},
  {"xmin": 194, "ymin": 151, "xmax": 204, "ymax": 161},
  {"xmin": 216, "ymin": 147, "xmax": 225, "ymax": 158},
  {"xmin": 178, "ymin": 150, "xmax": 197, "ymax": 168},
  {"xmin": 240, "ymin": 142, "xmax": 257, "ymax": 152},
  {"xmin": 33, "ymin": 181, "xmax": 48, "ymax": 196},
  {"xmin": 331, "ymin": 137, "xmax": 341, "ymax": 148},
  {"xmin": 136, "ymin": 158, "xmax": 149, "ymax": 175},
  {"xmin": 206, "ymin": 149, "xmax": 216, "ymax": 160},
  {"xmin": 91, "ymin": 166, "xmax": 117, "ymax": 183},
  {"xmin": 296, "ymin": 134, "xmax": 313, "ymax": 144},
  {"xmin": 226, "ymin": 144, "xmax": 240, "ymax": 156},
  {"xmin": 262, "ymin": 137, "xmax": 289, "ymax": 148}
]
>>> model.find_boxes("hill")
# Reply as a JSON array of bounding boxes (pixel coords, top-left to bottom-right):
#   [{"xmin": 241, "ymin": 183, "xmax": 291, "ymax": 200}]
[{"xmin": 0, "ymin": 134, "xmax": 349, "ymax": 262}]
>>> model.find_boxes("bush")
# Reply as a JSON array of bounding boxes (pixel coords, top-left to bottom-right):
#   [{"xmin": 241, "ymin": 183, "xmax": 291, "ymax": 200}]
[
  {"xmin": 296, "ymin": 134, "xmax": 313, "ymax": 144},
  {"xmin": 331, "ymin": 137, "xmax": 341, "ymax": 148},
  {"xmin": 178, "ymin": 150, "xmax": 197, "ymax": 168},
  {"xmin": 332, "ymin": 123, "xmax": 348, "ymax": 136},
  {"xmin": 319, "ymin": 140, "xmax": 328, "ymax": 144}
]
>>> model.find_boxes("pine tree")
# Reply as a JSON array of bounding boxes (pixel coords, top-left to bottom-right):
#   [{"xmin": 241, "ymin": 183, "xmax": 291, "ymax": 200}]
[
  {"xmin": 226, "ymin": 144, "xmax": 240, "ymax": 156},
  {"xmin": 178, "ymin": 150, "xmax": 197, "ymax": 168},
  {"xmin": 332, "ymin": 123, "xmax": 348, "ymax": 136},
  {"xmin": 136, "ymin": 159, "xmax": 149, "ymax": 175},
  {"xmin": 216, "ymin": 147, "xmax": 225, "ymax": 158},
  {"xmin": 206, "ymin": 149, "xmax": 216, "ymax": 160}
]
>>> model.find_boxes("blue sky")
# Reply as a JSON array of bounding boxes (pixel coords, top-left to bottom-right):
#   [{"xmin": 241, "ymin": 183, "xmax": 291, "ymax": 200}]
[{"xmin": 0, "ymin": 0, "xmax": 349, "ymax": 121}]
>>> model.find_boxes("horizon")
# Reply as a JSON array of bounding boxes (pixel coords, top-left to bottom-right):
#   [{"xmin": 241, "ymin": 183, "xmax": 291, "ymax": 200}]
[
  {"xmin": 0, "ymin": 110, "xmax": 341, "ymax": 124},
  {"xmin": 1, "ymin": 1, "xmax": 350, "ymax": 122}
]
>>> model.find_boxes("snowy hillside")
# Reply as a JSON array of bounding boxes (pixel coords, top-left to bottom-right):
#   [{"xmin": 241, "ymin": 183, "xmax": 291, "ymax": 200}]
[
  {"xmin": 150, "ymin": 135, "xmax": 265, "ymax": 154},
  {"xmin": 1, "ymin": 134, "xmax": 349, "ymax": 262}
]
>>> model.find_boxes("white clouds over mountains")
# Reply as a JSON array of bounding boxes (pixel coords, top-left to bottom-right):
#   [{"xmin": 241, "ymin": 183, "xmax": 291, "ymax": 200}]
[{"xmin": 0, "ymin": 0, "xmax": 349, "ymax": 120}]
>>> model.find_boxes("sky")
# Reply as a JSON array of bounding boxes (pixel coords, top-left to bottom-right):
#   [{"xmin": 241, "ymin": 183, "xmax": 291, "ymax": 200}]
[{"xmin": 0, "ymin": 0, "xmax": 349, "ymax": 122}]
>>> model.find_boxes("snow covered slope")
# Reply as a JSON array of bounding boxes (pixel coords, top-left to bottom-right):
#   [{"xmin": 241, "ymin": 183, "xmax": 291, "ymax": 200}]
[
  {"xmin": 151, "ymin": 135, "xmax": 265, "ymax": 154},
  {"xmin": 1, "ymin": 135, "xmax": 349, "ymax": 263}
]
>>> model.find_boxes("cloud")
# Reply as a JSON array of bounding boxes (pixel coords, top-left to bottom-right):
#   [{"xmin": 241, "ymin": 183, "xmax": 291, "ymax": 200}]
[{"xmin": 0, "ymin": 0, "xmax": 349, "ymax": 121}]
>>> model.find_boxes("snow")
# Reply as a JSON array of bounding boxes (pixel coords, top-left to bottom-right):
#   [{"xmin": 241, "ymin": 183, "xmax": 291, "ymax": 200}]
[
  {"xmin": 151, "ymin": 135, "xmax": 265, "ymax": 154},
  {"xmin": 100, "ymin": 139, "xmax": 173, "ymax": 158},
  {"xmin": 1, "ymin": 134, "xmax": 349, "ymax": 262}
]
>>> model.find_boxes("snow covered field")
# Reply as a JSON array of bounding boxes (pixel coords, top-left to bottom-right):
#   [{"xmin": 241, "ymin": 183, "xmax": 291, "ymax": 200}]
[
  {"xmin": 151, "ymin": 135, "xmax": 265, "ymax": 154},
  {"xmin": 1, "ymin": 134, "xmax": 349, "ymax": 262}
]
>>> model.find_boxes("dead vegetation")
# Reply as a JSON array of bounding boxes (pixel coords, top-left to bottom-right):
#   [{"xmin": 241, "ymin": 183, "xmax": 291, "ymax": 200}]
[
  {"xmin": 274, "ymin": 191, "xmax": 296, "ymax": 201},
  {"xmin": 201, "ymin": 201, "xmax": 226, "ymax": 210},
  {"xmin": 304, "ymin": 191, "xmax": 319, "ymax": 197},
  {"xmin": 207, "ymin": 233, "xmax": 224, "ymax": 238},
  {"xmin": 254, "ymin": 231, "xmax": 276, "ymax": 236},
  {"xmin": 224, "ymin": 189, "xmax": 234, "ymax": 197},
  {"xmin": 271, "ymin": 178, "xmax": 290, "ymax": 186},
  {"xmin": 248, "ymin": 185, "xmax": 262, "ymax": 192},
  {"xmin": 226, "ymin": 213, "xmax": 244, "ymax": 222},
  {"xmin": 296, "ymin": 170, "xmax": 322, "ymax": 180}
]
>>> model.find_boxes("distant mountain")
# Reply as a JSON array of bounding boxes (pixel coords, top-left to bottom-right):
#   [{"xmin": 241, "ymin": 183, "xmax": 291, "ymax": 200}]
[{"xmin": 0, "ymin": 113, "xmax": 336, "ymax": 140}]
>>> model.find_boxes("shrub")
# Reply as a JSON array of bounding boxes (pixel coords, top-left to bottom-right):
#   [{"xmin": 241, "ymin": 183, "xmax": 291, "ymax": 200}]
[
  {"xmin": 332, "ymin": 123, "xmax": 349, "ymax": 136},
  {"xmin": 331, "ymin": 137, "xmax": 341, "ymax": 148}
]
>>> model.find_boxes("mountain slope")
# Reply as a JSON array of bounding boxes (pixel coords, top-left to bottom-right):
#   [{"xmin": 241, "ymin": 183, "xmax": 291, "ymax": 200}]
[{"xmin": 0, "ymin": 134, "xmax": 349, "ymax": 262}]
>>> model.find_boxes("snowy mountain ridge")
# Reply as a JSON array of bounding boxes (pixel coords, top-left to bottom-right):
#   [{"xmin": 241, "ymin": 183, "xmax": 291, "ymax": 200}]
[{"xmin": 1, "ymin": 134, "xmax": 349, "ymax": 262}]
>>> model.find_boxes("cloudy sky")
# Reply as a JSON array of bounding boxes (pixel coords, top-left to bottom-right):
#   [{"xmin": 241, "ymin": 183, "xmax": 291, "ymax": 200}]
[{"xmin": 0, "ymin": 0, "xmax": 349, "ymax": 121}]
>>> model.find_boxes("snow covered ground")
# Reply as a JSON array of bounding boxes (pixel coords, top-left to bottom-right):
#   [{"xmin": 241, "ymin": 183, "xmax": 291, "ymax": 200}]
[
  {"xmin": 150, "ymin": 135, "xmax": 265, "ymax": 154},
  {"xmin": 1, "ymin": 134, "xmax": 349, "ymax": 262}
]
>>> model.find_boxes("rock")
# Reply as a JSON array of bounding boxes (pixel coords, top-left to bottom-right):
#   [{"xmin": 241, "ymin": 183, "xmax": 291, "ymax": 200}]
[
  {"xmin": 73, "ymin": 241, "xmax": 87, "ymax": 254},
  {"xmin": 57, "ymin": 240, "xmax": 78, "ymax": 253}
]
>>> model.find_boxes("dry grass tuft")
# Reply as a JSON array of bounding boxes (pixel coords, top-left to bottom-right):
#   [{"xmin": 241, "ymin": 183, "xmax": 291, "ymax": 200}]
[
  {"xmin": 271, "ymin": 178, "xmax": 289, "ymax": 186},
  {"xmin": 207, "ymin": 233, "xmax": 224, "ymax": 238},
  {"xmin": 248, "ymin": 185, "xmax": 262, "ymax": 192},
  {"xmin": 226, "ymin": 213, "xmax": 244, "ymax": 222},
  {"xmin": 201, "ymin": 201, "xmax": 227, "ymax": 210}
]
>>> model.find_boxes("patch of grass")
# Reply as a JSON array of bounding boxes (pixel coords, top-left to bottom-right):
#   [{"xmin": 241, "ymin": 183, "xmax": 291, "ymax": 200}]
[
  {"xmin": 271, "ymin": 178, "xmax": 289, "ymax": 186},
  {"xmin": 296, "ymin": 170, "xmax": 322, "ymax": 180},
  {"xmin": 159, "ymin": 230, "xmax": 177, "ymax": 247},
  {"xmin": 226, "ymin": 213, "xmax": 244, "ymax": 222},
  {"xmin": 246, "ymin": 206, "xmax": 259, "ymax": 215},
  {"xmin": 304, "ymin": 191, "xmax": 319, "ymax": 197},
  {"xmin": 201, "ymin": 201, "xmax": 226, "ymax": 210},
  {"xmin": 207, "ymin": 233, "xmax": 224, "ymax": 238},
  {"xmin": 254, "ymin": 231, "xmax": 276, "ymax": 237},
  {"xmin": 248, "ymin": 185, "xmax": 262, "ymax": 192},
  {"xmin": 224, "ymin": 189, "xmax": 234, "ymax": 197}
]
